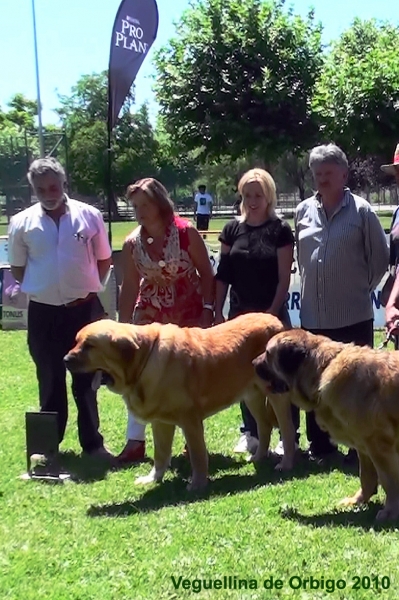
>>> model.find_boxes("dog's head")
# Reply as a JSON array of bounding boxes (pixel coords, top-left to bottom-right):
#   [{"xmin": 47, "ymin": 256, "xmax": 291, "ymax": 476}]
[
  {"xmin": 253, "ymin": 329, "xmax": 330, "ymax": 406},
  {"xmin": 252, "ymin": 351, "xmax": 290, "ymax": 394},
  {"xmin": 64, "ymin": 320, "xmax": 148, "ymax": 394}
]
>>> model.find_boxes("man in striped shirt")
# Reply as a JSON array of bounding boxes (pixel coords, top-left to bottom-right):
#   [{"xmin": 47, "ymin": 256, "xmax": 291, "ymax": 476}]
[{"xmin": 295, "ymin": 144, "xmax": 389, "ymax": 462}]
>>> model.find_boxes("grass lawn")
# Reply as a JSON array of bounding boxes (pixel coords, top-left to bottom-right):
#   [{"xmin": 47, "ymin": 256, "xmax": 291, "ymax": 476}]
[
  {"xmin": 107, "ymin": 218, "xmax": 227, "ymax": 251},
  {"xmin": 103, "ymin": 215, "xmax": 395, "ymax": 251},
  {"xmin": 2, "ymin": 328, "xmax": 399, "ymax": 599}
]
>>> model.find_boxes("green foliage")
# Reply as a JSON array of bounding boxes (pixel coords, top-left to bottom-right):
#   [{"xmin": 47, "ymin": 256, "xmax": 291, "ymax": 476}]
[
  {"xmin": 2, "ymin": 93, "xmax": 38, "ymax": 129},
  {"xmin": 313, "ymin": 18, "xmax": 399, "ymax": 159},
  {"xmin": 274, "ymin": 151, "xmax": 313, "ymax": 200},
  {"xmin": 154, "ymin": 0, "xmax": 323, "ymax": 162},
  {"xmin": 155, "ymin": 116, "xmax": 199, "ymax": 195},
  {"xmin": 0, "ymin": 98, "xmax": 39, "ymax": 209},
  {"xmin": 0, "ymin": 95, "xmax": 66, "ymax": 211},
  {"xmin": 57, "ymin": 73, "xmax": 196, "ymax": 205},
  {"xmin": 4, "ymin": 12, "xmax": 399, "ymax": 208}
]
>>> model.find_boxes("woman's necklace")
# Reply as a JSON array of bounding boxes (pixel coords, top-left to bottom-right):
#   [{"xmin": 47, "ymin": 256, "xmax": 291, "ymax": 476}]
[{"xmin": 143, "ymin": 228, "xmax": 166, "ymax": 267}]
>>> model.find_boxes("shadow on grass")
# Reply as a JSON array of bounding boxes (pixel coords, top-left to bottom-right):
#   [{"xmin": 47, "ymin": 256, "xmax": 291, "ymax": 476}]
[
  {"xmin": 56, "ymin": 450, "xmax": 126, "ymax": 483},
  {"xmin": 280, "ymin": 504, "xmax": 399, "ymax": 531},
  {"xmin": 87, "ymin": 450, "xmax": 355, "ymax": 518}
]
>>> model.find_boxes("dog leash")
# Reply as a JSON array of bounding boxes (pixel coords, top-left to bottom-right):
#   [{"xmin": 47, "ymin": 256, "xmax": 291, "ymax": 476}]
[
  {"xmin": 377, "ymin": 333, "xmax": 396, "ymax": 350},
  {"xmin": 377, "ymin": 319, "xmax": 399, "ymax": 350}
]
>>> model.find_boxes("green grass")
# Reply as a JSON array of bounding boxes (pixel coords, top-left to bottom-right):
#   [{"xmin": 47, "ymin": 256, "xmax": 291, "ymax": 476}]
[
  {"xmin": 106, "ymin": 216, "xmax": 394, "ymax": 251},
  {"xmin": 2, "ymin": 329, "xmax": 399, "ymax": 599},
  {"xmin": 107, "ymin": 218, "xmax": 229, "ymax": 251}
]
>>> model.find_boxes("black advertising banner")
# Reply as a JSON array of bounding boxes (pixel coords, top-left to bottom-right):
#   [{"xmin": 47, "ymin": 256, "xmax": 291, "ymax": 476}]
[{"xmin": 108, "ymin": 0, "xmax": 159, "ymax": 131}]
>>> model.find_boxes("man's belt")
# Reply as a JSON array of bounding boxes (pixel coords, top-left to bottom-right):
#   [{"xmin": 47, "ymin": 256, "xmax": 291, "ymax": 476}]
[{"xmin": 64, "ymin": 292, "xmax": 97, "ymax": 308}]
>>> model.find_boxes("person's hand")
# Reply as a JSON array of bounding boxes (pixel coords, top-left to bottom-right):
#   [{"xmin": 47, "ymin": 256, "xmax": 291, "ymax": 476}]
[
  {"xmin": 385, "ymin": 304, "xmax": 399, "ymax": 336},
  {"xmin": 200, "ymin": 308, "xmax": 214, "ymax": 328},
  {"xmin": 213, "ymin": 312, "xmax": 225, "ymax": 326}
]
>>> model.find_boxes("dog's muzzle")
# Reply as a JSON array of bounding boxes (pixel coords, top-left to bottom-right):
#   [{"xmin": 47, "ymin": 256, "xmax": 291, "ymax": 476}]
[
  {"xmin": 63, "ymin": 353, "xmax": 81, "ymax": 373},
  {"xmin": 253, "ymin": 355, "xmax": 289, "ymax": 394},
  {"xmin": 63, "ymin": 356, "xmax": 115, "ymax": 390}
]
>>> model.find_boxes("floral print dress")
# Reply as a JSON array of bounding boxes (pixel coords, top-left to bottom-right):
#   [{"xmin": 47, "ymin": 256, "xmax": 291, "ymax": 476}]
[{"xmin": 130, "ymin": 216, "xmax": 203, "ymax": 326}]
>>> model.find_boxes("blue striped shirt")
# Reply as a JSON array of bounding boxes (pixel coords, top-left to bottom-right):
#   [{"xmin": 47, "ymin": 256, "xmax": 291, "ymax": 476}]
[{"xmin": 295, "ymin": 189, "xmax": 389, "ymax": 329}]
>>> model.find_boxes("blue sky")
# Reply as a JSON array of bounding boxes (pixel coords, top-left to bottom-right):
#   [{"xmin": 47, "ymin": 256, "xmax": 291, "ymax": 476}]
[{"xmin": 0, "ymin": 0, "xmax": 397, "ymax": 126}]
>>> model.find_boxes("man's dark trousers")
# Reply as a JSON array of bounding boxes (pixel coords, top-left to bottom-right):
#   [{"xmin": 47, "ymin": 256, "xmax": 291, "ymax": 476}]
[
  {"xmin": 304, "ymin": 319, "xmax": 374, "ymax": 456},
  {"xmin": 27, "ymin": 296, "xmax": 105, "ymax": 452}
]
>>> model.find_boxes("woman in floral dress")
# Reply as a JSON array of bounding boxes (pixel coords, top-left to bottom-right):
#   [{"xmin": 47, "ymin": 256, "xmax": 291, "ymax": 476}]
[{"xmin": 117, "ymin": 178, "xmax": 215, "ymax": 463}]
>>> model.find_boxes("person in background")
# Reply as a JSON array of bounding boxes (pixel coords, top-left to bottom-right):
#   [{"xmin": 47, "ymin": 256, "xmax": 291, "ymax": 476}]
[
  {"xmin": 8, "ymin": 157, "xmax": 113, "ymax": 461},
  {"xmin": 382, "ymin": 144, "xmax": 399, "ymax": 340},
  {"xmin": 214, "ymin": 167, "xmax": 300, "ymax": 456},
  {"xmin": 117, "ymin": 177, "xmax": 215, "ymax": 463},
  {"xmin": 193, "ymin": 184, "xmax": 213, "ymax": 234},
  {"xmin": 296, "ymin": 143, "xmax": 389, "ymax": 463}
]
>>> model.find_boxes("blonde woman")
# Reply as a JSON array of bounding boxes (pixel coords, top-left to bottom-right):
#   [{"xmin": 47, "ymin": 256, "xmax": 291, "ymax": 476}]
[
  {"xmin": 117, "ymin": 178, "xmax": 215, "ymax": 463},
  {"xmin": 214, "ymin": 168, "xmax": 298, "ymax": 454}
]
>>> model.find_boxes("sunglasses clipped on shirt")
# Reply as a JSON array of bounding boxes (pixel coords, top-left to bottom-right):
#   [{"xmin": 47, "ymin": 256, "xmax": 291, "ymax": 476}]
[{"xmin": 73, "ymin": 232, "xmax": 88, "ymax": 244}]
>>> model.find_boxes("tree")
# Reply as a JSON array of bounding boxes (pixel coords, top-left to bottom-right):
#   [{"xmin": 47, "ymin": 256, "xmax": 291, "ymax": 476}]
[
  {"xmin": 154, "ymin": 0, "xmax": 323, "ymax": 163},
  {"xmin": 155, "ymin": 116, "xmax": 199, "ymax": 199},
  {"xmin": 3, "ymin": 93, "xmax": 38, "ymax": 129},
  {"xmin": 57, "ymin": 72, "xmax": 160, "ymax": 215},
  {"xmin": 274, "ymin": 151, "xmax": 312, "ymax": 201},
  {"xmin": 0, "ymin": 98, "xmax": 40, "ymax": 218},
  {"xmin": 57, "ymin": 72, "xmax": 111, "ymax": 202},
  {"xmin": 313, "ymin": 19, "xmax": 399, "ymax": 161}
]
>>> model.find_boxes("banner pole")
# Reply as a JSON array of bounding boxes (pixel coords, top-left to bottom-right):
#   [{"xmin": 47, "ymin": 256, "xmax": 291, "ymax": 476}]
[
  {"xmin": 106, "ymin": 87, "xmax": 113, "ymax": 247},
  {"xmin": 107, "ymin": 0, "xmax": 159, "ymax": 248}
]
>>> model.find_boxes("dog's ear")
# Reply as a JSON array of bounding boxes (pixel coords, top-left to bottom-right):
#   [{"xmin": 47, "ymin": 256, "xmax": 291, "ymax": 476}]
[
  {"xmin": 277, "ymin": 343, "xmax": 307, "ymax": 376},
  {"xmin": 112, "ymin": 337, "xmax": 139, "ymax": 362},
  {"xmin": 252, "ymin": 352, "xmax": 271, "ymax": 381}
]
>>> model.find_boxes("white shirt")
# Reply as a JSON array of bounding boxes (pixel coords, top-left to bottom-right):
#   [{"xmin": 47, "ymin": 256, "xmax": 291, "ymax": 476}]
[
  {"xmin": 8, "ymin": 196, "xmax": 112, "ymax": 305},
  {"xmin": 194, "ymin": 192, "xmax": 213, "ymax": 215}
]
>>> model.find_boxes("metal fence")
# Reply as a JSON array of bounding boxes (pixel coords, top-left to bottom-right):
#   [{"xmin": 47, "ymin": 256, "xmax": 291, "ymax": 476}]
[{"xmin": 1, "ymin": 130, "xmax": 398, "ymax": 223}]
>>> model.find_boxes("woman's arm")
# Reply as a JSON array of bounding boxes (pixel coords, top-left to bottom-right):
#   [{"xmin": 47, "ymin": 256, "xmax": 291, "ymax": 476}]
[
  {"xmin": 118, "ymin": 239, "xmax": 141, "ymax": 323},
  {"xmin": 364, "ymin": 209, "xmax": 389, "ymax": 291},
  {"xmin": 215, "ymin": 280, "xmax": 228, "ymax": 325},
  {"xmin": 385, "ymin": 273, "xmax": 399, "ymax": 334},
  {"xmin": 268, "ymin": 244, "xmax": 294, "ymax": 316},
  {"xmin": 187, "ymin": 227, "xmax": 215, "ymax": 327},
  {"xmin": 214, "ymin": 242, "xmax": 231, "ymax": 324}
]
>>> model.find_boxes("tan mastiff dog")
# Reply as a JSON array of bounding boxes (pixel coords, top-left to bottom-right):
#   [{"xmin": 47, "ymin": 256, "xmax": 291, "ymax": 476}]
[
  {"xmin": 254, "ymin": 328, "xmax": 399, "ymax": 521},
  {"xmin": 64, "ymin": 313, "xmax": 296, "ymax": 490}
]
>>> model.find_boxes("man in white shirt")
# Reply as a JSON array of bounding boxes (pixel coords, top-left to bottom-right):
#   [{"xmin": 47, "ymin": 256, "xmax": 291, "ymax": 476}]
[
  {"xmin": 193, "ymin": 184, "xmax": 213, "ymax": 233},
  {"xmin": 8, "ymin": 157, "xmax": 113, "ymax": 460}
]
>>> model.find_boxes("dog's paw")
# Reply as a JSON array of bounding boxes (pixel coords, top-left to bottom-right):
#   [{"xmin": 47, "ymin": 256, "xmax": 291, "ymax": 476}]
[
  {"xmin": 135, "ymin": 469, "xmax": 162, "ymax": 486},
  {"xmin": 339, "ymin": 493, "xmax": 364, "ymax": 507},
  {"xmin": 376, "ymin": 505, "xmax": 399, "ymax": 522},
  {"xmin": 274, "ymin": 458, "xmax": 294, "ymax": 471},
  {"xmin": 186, "ymin": 478, "xmax": 208, "ymax": 492},
  {"xmin": 248, "ymin": 450, "xmax": 269, "ymax": 463},
  {"xmin": 135, "ymin": 474, "xmax": 157, "ymax": 485}
]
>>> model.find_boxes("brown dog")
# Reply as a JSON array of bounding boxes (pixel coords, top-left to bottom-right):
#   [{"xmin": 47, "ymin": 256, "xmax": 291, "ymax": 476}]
[
  {"xmin": 254, "ymin": 328, "xmax": 399, "ymax": 521},
  {"xmin": 64, "ymin": 313, "xmax": 296, "ymax": 490}
]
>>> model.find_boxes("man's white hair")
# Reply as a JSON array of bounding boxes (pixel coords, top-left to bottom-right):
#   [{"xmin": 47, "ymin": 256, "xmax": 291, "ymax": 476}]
[
  {"xmin": 27, "ymin": 157, "xmax": 66, "ymax": 186},
  {"xmin": 309, "ymin": 144, "xmax": 348, "ymax": 171}
]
